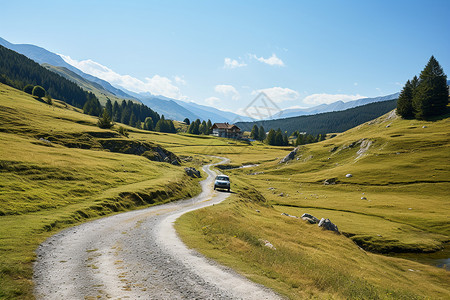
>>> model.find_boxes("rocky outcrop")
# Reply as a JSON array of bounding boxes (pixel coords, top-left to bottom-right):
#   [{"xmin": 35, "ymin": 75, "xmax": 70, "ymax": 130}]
[
  {"xmin": 279, "ymin": 147, "xmax": 298, "ymax": 163},
  {"xmin": 301, "ymin": 213, "xmax": 319, "ymax": 224},
  {"xmin": 184, "ymin": 167, "xmax": 201, "ymax": 178},
  {"xmin": 318, "ymin": 218, "xmax": 340, "ymax": 233}
]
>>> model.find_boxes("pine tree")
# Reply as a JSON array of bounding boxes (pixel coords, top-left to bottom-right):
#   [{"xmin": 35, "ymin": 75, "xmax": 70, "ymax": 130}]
[
  {"xmin": 105, "ymin": 99, "xmax": 113, "ymax": 119},
  {"xmin": 250, "ymin": 125, "xmax": 259, "ymax": 140},
  {"xmin": 97, "ymin": 109, "xmax": 114, "ymax": 129},
  {"xmin": 275, "ymin": 129, "xmax": 283, "ymax": 146},
  {"xmin": 206, "ymin": 119, "xmax": 212, "ymax": 134},
  {"xmin": 258, "ymin": 126, "xmax": 266, "ymax": 141},
  {"xmin": 183, "ymin": 118, "xmax": 190, "ymax": 125},
  {"xmin": 413, "ymin": 56, "xmax": 448, "ymax": 119},
  {"xmin": 200, "ymin": 120, "xmax": 208, "ymax": 134},
  {"xmin": 397, "ymin": 80, "xmax": 414, "ymax": 119},
  {"xmin": 265, "ymin": 129, "xmax": 275, "ymax": 145}
]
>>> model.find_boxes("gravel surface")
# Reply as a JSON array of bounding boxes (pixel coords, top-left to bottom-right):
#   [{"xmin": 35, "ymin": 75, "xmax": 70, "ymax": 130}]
[{"xmin": 34, "ymin": 158, "xmax": 282, "ymax": 299}]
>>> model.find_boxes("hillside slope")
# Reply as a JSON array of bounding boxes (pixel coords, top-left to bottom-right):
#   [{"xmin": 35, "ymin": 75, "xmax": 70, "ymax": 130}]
[
  {"xmin": 177, "ymin": 109, "xmax": 450, "ymax": 299},
  {"xmin": 0, "ymin": 83, "xmax": 200, "ymax": 298}
]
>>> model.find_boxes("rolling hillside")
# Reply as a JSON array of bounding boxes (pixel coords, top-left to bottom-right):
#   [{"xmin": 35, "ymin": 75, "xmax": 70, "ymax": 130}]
[{"xmin": 177, "ymin": 109, "xmax": 450, "ymax": 299}]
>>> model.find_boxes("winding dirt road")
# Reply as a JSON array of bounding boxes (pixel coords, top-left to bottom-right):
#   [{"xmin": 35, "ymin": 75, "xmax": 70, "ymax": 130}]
[{"xmin": 34, "ymin": 158, "xmax": 282, "ymax": 299}]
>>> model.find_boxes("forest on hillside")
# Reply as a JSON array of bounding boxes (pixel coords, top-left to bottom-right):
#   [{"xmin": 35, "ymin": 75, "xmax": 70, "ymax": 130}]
[
  {"xmin": 0, "ymin": 45, "xmax": 93, "ymax": 109},
  {"xmin": 236, "ymin": 99, "xmax": 397, "ymax": 135}
]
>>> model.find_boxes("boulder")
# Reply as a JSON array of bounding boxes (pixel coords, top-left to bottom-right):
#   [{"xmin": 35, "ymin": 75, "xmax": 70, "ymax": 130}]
[
  {"xmin": 301, "ymin": 213, "xmax": 319, "ymax": 224},
  {"xmin": 184, "ymin": 167, "xmax": 201, "ymax": 178},
  {"xmin": 318, "ymin": 218, "xmax": 340, "ymax": 233},
  {"xmin": 279, "ymin": 147, "xmax": 299, "ymax": 163}
]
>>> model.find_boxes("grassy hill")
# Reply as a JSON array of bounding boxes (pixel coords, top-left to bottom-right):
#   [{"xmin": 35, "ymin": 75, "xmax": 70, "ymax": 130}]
[
  {"xmin": 0, "ymin": 83, "xmax": 203, "ymax": 298},
  {"xmin": 1, "ymin": 80, "xmax": 449, "ymax": 299},
  {"xmin": 177, "ymin": 110, "xmax": 450, "ymax": 299},
  {"xmin": 0, "ymin": 83, "xmax": 289, "ymax": 299}
]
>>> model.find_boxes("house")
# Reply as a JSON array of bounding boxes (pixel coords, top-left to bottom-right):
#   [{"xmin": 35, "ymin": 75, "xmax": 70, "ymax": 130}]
[{"xmin": 211, "ymin": 123, "xmax": 241, "ymax": 139}]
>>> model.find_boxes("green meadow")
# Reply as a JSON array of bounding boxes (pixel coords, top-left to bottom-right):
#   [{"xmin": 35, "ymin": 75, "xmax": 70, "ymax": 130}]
[
  {"xmin": 176, "ymin": 110, "xmax": 450, "ymax": 298},
  {"xmin": 1, "ymin": 82, "xmax": 449, "ymax": 299}
]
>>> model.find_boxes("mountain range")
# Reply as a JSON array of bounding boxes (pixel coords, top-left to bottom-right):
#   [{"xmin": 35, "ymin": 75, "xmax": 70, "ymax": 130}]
[{"xmin": 0, "ymin": 37, "xmax": 401, "ymax": 123}]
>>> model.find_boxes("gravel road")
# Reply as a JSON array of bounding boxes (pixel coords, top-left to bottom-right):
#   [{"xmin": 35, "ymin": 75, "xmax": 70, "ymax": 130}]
[{"xmin": 34, "ymin": 158, "xmax": 282, "ymax": 299}]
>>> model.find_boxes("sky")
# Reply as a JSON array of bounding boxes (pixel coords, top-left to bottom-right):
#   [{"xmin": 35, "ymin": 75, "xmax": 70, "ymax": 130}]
[{"xmin": 2, "ymin": 0, "xmax": 450, "ymax": 115}]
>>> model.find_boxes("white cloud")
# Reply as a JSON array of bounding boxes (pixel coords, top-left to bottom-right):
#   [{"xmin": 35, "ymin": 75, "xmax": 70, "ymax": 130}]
[
  {"xmin": 252, "ymin": 53, "xmax": 284, "ymax": 66},
  {"xmin": 214, "ymin": 84, "xmax": 240, "ymax": 100},
  {"xmin": 302, "ymin": 93, "xmax": 365, "ymax": 105},
  {"xmin": 224, "ymin": 57, "xmax": 247, "ymax": 69},
  {"xmin": 205, "ymin": 96, "xmax": 221, "ymax": 106},
  {"xmin": 59, "ymin": 54, "xmax": 184, "ymax": 100},
  {"xmin": 174, "ymin": 75, "xmax": 187, "ymax": 85},
  {"xmin": 251, "ymin": 87, "xmax": 300, "ymax": 103}
]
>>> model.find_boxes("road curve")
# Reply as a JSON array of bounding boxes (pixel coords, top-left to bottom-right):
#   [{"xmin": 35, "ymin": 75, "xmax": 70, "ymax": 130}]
[{"xmin": 34, "ymin": 157, "xmax": 282, "ymax": 299}]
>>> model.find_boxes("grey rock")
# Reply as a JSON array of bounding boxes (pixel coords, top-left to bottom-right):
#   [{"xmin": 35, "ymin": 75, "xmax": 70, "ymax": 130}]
[
  {"xmin": 318, "ymin": 218, "xmax": 340, "ymax": 233},
  {"xmin": 279, "ymin": 147, "xmax": 299, "ymax": 163},
  {"xmin": 301, "ymin": 213, "xmax": 319, "ymax": 224},
  {"xmin": 184, "ymin": 167, "xmax": 201, "ymax": 178}
]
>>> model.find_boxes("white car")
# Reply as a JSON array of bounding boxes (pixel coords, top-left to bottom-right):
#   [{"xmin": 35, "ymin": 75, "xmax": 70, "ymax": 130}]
[{"xmin": 214, "ymin": 175, "xmax": 230, "ymax": 192}]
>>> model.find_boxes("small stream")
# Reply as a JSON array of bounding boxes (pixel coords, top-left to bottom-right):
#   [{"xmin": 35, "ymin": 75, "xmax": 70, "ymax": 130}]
[{"xmin": 387, "ymin": 244, "xmax": 449, "ymax": 271}]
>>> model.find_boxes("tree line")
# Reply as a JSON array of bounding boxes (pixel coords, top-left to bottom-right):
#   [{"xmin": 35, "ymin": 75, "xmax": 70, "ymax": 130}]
[
  {"xmin": 0, "ymin": 45, "xmax": 93, "ymax": 108},
  {"xmin": 236, "ymin": 99, "xmax": 397, "ymax": 137},
  {"xmin": 186, "ymin": 119, "xmax": 213, "ymax": 135},
  {"xmin": 0, "ymin": 44, "xmax": 180, "ymax": 134},
  {"xmin": 397, "ymin": 56, "xmax": 448, "ymax": 120}
]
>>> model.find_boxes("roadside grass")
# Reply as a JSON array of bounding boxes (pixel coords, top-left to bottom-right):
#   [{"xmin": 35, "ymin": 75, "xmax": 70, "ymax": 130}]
[{"xmin": 176, "ymin": 111, "xmax": 450, "ymax": 299}]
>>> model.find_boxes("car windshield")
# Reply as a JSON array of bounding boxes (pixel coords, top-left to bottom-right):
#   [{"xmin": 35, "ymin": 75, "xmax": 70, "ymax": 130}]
[{"xmin": 216, "ymin": 176, "xmax": 229, "ymax": 181}]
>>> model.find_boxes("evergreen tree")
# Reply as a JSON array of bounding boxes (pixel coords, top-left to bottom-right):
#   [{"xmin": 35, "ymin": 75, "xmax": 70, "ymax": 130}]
[
  {"xmin": 206, "ymin": 119, "xmax": 212, "ymax": 134},
  {"xmin": 258, "ymin": 126, "xmax": 266, "ymax": 141},
  {"xmin": 32, "ymin": 85, "xmax": 46, "ymax": 99},
  {"xmin": 129, "ymin": 112, "xmax": 137, "ymax": 127},
  {"xmin": 282, "ymin": 134, "xmax": 289, "ymax": 146},
  {"xmin": 83, "ymin": 94, "xmax": 102, "ymax": 116},
  {"xmin": 105, "ymin": 99, "xmax": 113, "ymax": 119},
  {"xmin": 413, "ymin": 56, "xmax": 448, "ymax": 119},
  {"xmin": 265, "ymin": 129, "xmax": 275, "ymax": 145},
  {"xmin": 183, "ymin": 118, "xmax": 190, "ymax": 125},
  {"xmin": 200, "ymin": 120, "xmax": 208, "ymax": 134},
  {"xmin": 168, "ymin": 120, "xmax": 176, "ymax": 133},
  {"xmin": 397, "ymin": 80, "xmax": 414, "ymax": 119},
  {"xmin": 275, "ymin": 129, "xmax": 283, "ymax": 146},
  {"xmin": 121, "ymin": 107, "xmax": 131, "ymax": 125},
  {"xmin": 97, "ymin": 109, "xmax": 114, "ymax": 129},
  {"xmin": 250, "ymin": 125, "xmax": 259, "ymax": 139},
  {"xmin": 112, "ymin": 101, "xmax": 120, "ymax": 121}
]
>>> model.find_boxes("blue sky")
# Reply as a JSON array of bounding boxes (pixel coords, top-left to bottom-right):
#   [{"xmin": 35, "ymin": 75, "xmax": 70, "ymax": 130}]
[{"xmin": 2, "ymin": 0, "xmax": 449, "ymax": 114}]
